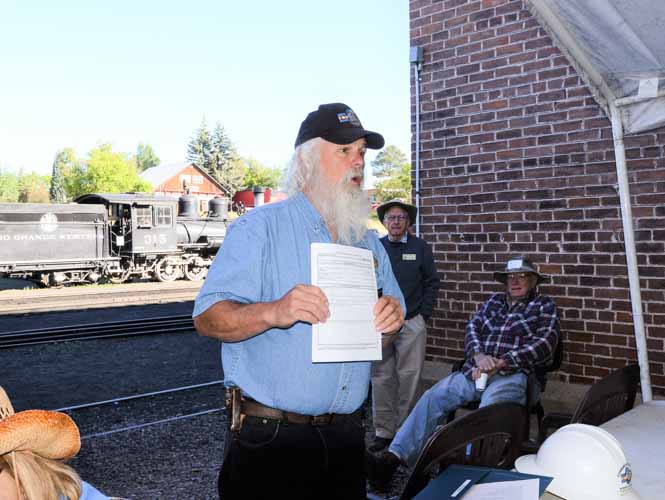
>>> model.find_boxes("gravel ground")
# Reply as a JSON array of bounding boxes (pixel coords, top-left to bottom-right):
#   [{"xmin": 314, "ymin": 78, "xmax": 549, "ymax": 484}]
[
  {"xmin": 69, "ymin": 387, "xmax": 227, "ymax": 500},
  {"xmin": 3, "ymin": 303, "xmax": 226, "ymax": 499}
]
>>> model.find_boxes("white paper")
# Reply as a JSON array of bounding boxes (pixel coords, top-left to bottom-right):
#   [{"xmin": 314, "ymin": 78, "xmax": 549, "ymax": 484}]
[
  {"xmin": 311, "ymin": 242, "xmax": 380, "ymax": 363},
  {"xmin": 462, "ymin": 479, "xmax": 540, "ymax": 500}
]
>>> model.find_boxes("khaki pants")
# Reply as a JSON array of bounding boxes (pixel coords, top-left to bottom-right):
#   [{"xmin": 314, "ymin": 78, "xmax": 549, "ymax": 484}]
[{"xmin": 371, "ymin": 314, "xmax": 427, "ymax": 439}]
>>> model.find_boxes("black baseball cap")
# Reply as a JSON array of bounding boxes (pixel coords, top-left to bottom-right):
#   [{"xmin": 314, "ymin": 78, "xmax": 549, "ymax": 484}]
[{"xmin": 294, "ymin": 103, "xmax": 385, "ymax": 149}]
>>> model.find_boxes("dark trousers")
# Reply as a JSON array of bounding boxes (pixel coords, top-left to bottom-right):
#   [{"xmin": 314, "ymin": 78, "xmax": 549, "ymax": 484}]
[{"xmin": 218, "ymin": 413, "xmax": 366, "ymax": 500}]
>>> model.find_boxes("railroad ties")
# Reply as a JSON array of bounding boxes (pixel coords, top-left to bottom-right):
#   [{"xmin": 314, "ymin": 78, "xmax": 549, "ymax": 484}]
[{"xmin": 0, "ymin": 315, "xmax": 195, "ymax": 348}]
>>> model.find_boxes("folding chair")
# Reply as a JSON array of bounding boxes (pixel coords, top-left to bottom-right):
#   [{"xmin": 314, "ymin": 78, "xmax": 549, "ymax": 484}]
[
  {"xmin": 538, "ymin": 363, "xmax": 640, "ymax": 443},
  {"xmin": 399, "ymin": 402, "xmax": 526, "ymax": 500}
]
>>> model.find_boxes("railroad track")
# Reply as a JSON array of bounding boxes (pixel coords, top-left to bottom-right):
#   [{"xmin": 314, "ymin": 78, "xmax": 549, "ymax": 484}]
[
  {"xmin": 58, "ymin": 381, "xmax": 226, "ymax": 440},
  {"xmin": 0, "ymin": 314, "xmax": 195, "ymax": 348}
]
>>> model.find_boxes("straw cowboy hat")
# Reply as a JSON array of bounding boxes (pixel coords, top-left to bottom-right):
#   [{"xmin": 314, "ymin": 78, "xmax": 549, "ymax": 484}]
[
  {"xmin": 0, "ymin": 386, "xmax": 80, "ymax": 460},
  {"xmin": 493, "ymin": 255, "xmax": 547, "ymax": 285},
  {"xmin": 376, "ymin": 199, "xmax": 418, "ymax": 225}
]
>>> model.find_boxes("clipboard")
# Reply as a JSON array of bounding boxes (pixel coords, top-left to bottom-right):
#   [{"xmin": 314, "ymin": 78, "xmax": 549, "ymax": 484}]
[{"xmin": 413, "ymin": 464, "xmax": 553, "ymax": 500}]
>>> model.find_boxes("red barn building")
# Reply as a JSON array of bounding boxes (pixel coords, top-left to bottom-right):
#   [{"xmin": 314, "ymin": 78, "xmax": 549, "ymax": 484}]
[{"xmin": 140, "ymin": 162, "xmax": 230, "ymax": 214}]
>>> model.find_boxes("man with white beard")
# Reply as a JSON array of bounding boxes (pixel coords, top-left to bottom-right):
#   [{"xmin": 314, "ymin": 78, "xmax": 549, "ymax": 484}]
[{"xmin": 193, "ymin": 103, "xmax": 405, "ymax": 500}]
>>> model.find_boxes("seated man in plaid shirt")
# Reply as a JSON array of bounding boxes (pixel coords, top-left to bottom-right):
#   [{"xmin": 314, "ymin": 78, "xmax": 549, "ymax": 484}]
[{"xmin": 368, "ymin": 255, "xmax": 560, "ymax": 491}]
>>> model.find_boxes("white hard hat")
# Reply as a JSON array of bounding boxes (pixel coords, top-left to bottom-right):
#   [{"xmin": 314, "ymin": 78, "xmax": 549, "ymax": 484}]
[{"xmin": 515, "ymin": 423, "xmax": 641, "ymax": 500}]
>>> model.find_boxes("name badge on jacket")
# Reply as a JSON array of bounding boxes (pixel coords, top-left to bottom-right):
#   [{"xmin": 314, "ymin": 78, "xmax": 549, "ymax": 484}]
[{"xmin": 402, "ymin": 254, "xmax": 416, "ymax": 261}]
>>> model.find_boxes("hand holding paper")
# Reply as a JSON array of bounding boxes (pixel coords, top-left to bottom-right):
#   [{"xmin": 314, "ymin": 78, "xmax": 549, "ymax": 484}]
[
  {"xmin": 374, "ymin": 295, "xmax": 403, "ymax": 335},
  {"xmin": 272, "ymin": 284, "xmax": 330, "ymax": 327}
]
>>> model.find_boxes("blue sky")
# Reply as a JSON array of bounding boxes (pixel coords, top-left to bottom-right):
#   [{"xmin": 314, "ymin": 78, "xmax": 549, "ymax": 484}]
[{"xmin": 0, "ymin": 1, "xmax": 411, "ymax": 181}]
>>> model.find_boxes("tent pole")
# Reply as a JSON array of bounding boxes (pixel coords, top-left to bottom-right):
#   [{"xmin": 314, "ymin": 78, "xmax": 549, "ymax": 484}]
[
  {"xmin": 609, "ymin": 103, "xmax": 653, "ymax": 402},
  {"xmin": 413, "ymin": 62, "xmax": 421, "ymax": 237}
]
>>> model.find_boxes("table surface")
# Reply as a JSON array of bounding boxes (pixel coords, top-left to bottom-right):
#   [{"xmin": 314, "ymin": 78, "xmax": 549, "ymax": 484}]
[{"xmin": 536, "ymin": 400, "xmax": 665, "ymax": 500}]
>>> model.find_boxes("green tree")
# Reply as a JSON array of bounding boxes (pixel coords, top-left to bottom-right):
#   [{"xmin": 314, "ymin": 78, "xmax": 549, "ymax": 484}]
[
  {"xmin": 187, "ymin": 118, "xmax": 214, "ymax": 171},
  {"xmin": 0, "ymin": 168, "xmax": 20, "ymax": 202},
  {"xmin": 135, "ymin": 142, "xmax": 160, "ymax": 172},
  {"xmin": 211, "ymin": 122, "xmax": 244, "ymax": 194},
  {"xmin": 374, "ymin": 162, "xmax": 412, "ymax": 203},
  {"xmin": 210, "ymin": 123, "xmax": 234, "ymax": 177},
  {"xmin": 49, "ymin": 148, "xmax": 77, "ymax": 203},
  {"xmin": 371, "ymin": 145, "xmax": 409, "ymax": 178},
  {"xmin": 19, "ymin": 171, "xmax": 50, "ymax": 203},
  {"xmin": 68, "ymin": 143, "xmax": 151, "ymax": 198},
  {"xmin": 241, "ymin": 158, "xmax": 282, "ymax": 189},
  {"xmin": 371, "ymin": 145, "xmax": 412, "ymax": 202}
]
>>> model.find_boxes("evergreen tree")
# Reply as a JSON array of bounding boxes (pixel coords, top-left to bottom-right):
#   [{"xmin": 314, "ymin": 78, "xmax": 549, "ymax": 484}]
[
  {"xmin": 49, "ymin": 148, "xmax": 77, "ymax": 203},
  {"xmin": 186, "ymin": 118, "xmax": 214, "ymax": 172},
  {"xmin": 135, "ymin": 142, "xmax": 160, "ymax": 172},
  {"xmin": 49, "ymin": 151, "xmax": 67, "ymax": 203},
  {"xmin": 210, "ymin": 123, "xmax": 234, "ymax": 177},
  {"xmin": 211, "ymin": 122, "xmax": 244, "ymax": 195}
]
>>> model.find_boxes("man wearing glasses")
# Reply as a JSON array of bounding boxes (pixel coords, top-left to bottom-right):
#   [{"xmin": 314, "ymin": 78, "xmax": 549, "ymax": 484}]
[
  {"xmin": 368, "ymin": 256, "xmax": 560, "ymax": 492},
  {"xmin": 368, "ymin": 199, "xmax": 440, "ymax": 454}
]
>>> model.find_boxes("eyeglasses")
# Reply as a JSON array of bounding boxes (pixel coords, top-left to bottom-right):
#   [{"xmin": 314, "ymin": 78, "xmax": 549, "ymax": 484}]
[
  {"xmin": 385, "ymin": 215, "xmax": 408, "ymax": 222},
  {"xmin": 506, "ymin": 273, "xmax": 532, "ymax": 281}
]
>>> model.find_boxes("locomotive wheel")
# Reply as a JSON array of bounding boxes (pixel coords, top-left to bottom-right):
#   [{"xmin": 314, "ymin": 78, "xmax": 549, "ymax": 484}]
[
  {"xmin": 109, "ymin": 276, "xmax": 127, "ymax": 284},
  {"xmin": 156, "ymin": 258, "xmax": 180, "ymax": 282},
  {"xmin": 184, "ymin": 259, "xmax": 207, "ymax": 281}
]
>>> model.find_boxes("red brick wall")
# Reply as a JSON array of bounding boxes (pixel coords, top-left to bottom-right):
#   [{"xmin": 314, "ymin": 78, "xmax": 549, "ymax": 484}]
[{"xmin": 409, "ymin": 0, "xmax": 665, "ymax": 394}]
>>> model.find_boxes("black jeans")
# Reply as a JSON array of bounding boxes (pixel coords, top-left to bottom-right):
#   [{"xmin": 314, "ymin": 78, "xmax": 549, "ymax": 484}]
[{"xmin": 218, "ymin": 412, "xmax": 366, "ymax": 500}]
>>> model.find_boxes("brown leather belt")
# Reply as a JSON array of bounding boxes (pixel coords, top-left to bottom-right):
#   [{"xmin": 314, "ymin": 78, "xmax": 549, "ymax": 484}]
[{"xmin": 241, "ymin": 398, "xmax": 337, "ymax": 426}]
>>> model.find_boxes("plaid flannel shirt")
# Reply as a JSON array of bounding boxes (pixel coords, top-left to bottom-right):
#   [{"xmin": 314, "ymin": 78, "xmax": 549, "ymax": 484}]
[{"xmin": 462, "ymin": 291, "xmax": 560, "ymax": 379}]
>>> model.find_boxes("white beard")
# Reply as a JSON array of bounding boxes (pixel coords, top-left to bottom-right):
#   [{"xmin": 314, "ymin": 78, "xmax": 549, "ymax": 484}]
[{"xmin": 310, "ymin": 169, "xmax": 370, "ymax": 245}]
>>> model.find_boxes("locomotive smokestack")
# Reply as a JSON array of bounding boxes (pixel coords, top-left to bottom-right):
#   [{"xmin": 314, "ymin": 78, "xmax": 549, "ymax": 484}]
[{"xmin": 178, "ymin": 195, "xmax": 198, "ymax": 218}]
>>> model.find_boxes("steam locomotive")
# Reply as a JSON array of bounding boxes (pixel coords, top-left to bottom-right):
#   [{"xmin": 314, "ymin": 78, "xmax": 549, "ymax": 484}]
[{"xmin": 0, "ymin": 193, "xmax": 230, "ymax": 286}]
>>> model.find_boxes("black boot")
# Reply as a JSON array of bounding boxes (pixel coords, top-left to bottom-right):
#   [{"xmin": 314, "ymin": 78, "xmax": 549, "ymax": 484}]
[
  {"xmin": 367, "ymin": 449, "xmax": 401, "ymax": 492},
  {"xmin": 368, "ymin": 435, "xmax": 392, "ymax": 453}
]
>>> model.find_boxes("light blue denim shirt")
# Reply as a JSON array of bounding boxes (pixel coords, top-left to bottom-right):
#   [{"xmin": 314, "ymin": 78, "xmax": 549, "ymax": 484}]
[
  {"xmin": 193, "ymin": 192, "xmax": 405, "ymax": 415},
  {"xmin": 60, "ymin": 481, "xmax": 109, "ymax": 500}
]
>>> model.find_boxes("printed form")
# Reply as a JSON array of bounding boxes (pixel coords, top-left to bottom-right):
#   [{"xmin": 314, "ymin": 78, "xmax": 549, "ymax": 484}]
[{"xmin": 311, "ymin": 242, "xmax": 381, "ymax": 363}]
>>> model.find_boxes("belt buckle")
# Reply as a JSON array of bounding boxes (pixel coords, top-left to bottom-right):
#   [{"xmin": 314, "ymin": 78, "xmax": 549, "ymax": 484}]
[{"xmin": 311, "ymin": 414, "xmax": 332, "ymax": 426}]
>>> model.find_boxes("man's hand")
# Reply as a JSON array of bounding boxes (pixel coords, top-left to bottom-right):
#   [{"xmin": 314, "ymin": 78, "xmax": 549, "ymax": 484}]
[
  {"xmin": 473, "ymin": 354, "xmax": 508, "ymax": 374},
  {"xmin": 471, "ymin": 367, "xmax": 483, "ymax": 380},
  {"xmin": 374, "ymin": 295, "xmax": 404, "ymax": 336},
  {"xmin": 473, "ymin": 353, "xmax": 497, "ymax": 371},
  {"xmin": 271, "ymin": 284, "xmax": 330, "ymax": 328}
]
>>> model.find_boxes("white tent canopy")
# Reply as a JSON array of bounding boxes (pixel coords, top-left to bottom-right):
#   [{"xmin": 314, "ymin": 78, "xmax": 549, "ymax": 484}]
[
  {"xmin": 527, "ymin": 0, "xmax": 665, "ymax": 401},
  {"xmin": 528, "ymin": 0, "xmax": 665, "ymax": 134}
]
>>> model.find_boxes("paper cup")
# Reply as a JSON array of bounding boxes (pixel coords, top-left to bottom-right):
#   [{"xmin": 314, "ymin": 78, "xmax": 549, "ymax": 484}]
[{"xmin": 475, "ymin": 372, "xmax": 488, "ymax": 391}]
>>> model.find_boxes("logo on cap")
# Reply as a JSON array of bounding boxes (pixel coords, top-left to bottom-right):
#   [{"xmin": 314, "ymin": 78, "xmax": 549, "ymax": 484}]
[{"xmin": 337, "ymin": 108, "xmax": 361, "ymax": 126}]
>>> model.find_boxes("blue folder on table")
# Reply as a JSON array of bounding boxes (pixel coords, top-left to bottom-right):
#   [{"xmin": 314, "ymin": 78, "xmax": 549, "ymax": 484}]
[{"xmin": 413, "ymin": 464, "xmax": 553, "ymax": 500}]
